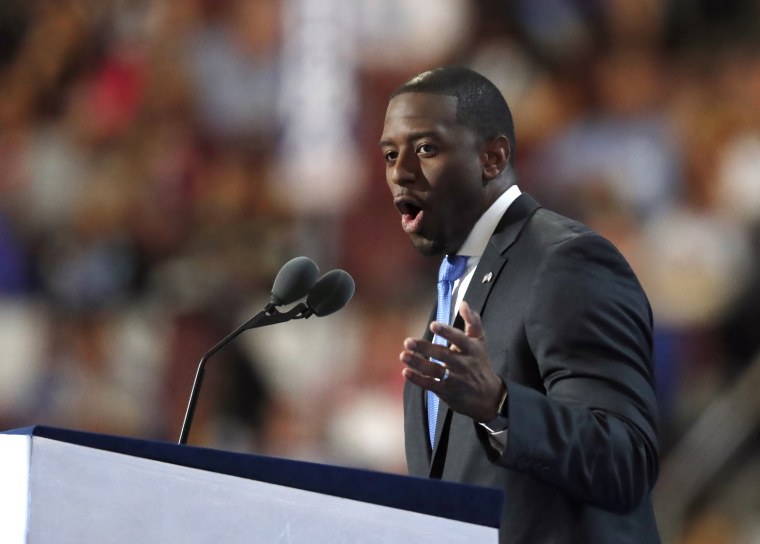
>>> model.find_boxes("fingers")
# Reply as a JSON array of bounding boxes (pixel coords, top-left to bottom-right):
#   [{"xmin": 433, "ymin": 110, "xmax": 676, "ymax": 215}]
[
  {"xmin": 428, "ymin": 310, "xmax": 484, "ymax": 354},
  {"xmin": 399, "ymin": 342, "xmax": 450, "ymax": 390},
  {"xmin": 401, "ymin": 338, "xmax": 452, "ymax": 369},
  {"xmin": 399, "ymin": 303, "xmax": 486, "ymax": 390},
  {"xmin": 399, "ymin": 303, "xmax": 498, "ymax": 421},
  {"xmin": 460, "ymin": 301, "xmax": 484, "ymax": 340},
  {"xmin": 402, "ymin": 365, "xmax": 448, "ymax": 392}
]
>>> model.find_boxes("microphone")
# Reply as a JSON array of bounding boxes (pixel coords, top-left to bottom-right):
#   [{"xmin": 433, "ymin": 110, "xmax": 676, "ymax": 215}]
[
  {"xmin": 267, "ymin": 256, "xmax": 320, "ymax": 310},
  {"xmin": 304, "ymin": 269, "xmax": 355, "ymax": 317},
  {"xmin": 178, "ymin": 260, "xmax": 355, "ymax": 445}
]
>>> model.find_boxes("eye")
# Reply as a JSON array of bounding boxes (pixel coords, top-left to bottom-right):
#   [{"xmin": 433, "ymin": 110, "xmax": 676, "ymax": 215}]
[
  {"xmin": 417, "ymin": 143, "xmax": 437, "ymax": 156},
  {"xmin": 383, "ymin": 150, "xmax": 398, "ymax": 164}
]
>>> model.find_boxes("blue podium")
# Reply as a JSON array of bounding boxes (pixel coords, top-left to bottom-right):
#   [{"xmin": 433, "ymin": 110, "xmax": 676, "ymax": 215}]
[{"xmin": 0, "ymin": 426, "xmax": 502, "ymax": 543}]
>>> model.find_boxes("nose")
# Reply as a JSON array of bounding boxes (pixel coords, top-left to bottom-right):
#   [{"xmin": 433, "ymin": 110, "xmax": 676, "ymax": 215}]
[{"xmin": 388, "ymin": 149, "xmax": 418, "ymax": 187}]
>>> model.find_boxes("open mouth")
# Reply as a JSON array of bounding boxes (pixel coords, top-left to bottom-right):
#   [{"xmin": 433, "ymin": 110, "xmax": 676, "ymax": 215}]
[
  {"xmin": 396, "ymin": 200, "xmax": 421, "ymax": 219},
  {"xmin": 394, "ymin": 197, "xmax": 425, "ymax": 234}
]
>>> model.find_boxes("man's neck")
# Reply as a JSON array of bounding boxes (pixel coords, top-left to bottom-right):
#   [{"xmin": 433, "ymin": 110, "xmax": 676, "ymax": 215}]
[{"xmin": 456, "ymin": 185, "xmax": 522, "ymax": 258}]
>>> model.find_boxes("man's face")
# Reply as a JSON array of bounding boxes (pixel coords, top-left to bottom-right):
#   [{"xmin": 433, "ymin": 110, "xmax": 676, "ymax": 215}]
[{"xmin": 380, "ymin": 92, "xmax": 487, "ymax": 256}]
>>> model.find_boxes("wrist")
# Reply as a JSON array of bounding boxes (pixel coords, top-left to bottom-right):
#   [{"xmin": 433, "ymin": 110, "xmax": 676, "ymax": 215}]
[{"xmin": 480, "ymin": 379, "xmax": 508, "ymax": 433}]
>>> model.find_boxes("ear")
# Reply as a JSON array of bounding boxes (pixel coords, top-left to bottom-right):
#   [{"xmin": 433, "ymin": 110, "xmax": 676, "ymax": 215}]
[{"xmin": 481, "ymin": 136, "xmax": 510, "ymax": 182}]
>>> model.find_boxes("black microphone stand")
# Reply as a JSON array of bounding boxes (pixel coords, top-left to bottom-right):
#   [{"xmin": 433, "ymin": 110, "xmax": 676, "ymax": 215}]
[{"xmin": 178, "ymin": 303, "xmax": 311, "ymax": 445}]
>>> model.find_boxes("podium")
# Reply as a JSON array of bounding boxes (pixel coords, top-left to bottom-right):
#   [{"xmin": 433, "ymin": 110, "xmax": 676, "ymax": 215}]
[{"xmin": 0, "ymin": 426, "xmax": 502, "ymax": 543}]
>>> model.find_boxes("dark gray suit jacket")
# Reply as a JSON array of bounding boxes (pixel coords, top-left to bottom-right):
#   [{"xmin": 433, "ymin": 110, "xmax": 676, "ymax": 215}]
[{"xmin": 403, "ymin": 193, "xmax": 661, "ymax": 543}]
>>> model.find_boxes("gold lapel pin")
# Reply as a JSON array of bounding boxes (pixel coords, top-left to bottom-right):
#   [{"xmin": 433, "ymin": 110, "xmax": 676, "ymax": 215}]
[{"xmin": 482, "ymin": 272, "xmax": 493, "ymax": 283}]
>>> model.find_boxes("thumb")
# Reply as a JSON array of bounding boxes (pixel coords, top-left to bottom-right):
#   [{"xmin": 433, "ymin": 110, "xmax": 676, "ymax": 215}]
[{"xmin": 460, "ymin": 301, "xmax": 484, "ymax": 340}]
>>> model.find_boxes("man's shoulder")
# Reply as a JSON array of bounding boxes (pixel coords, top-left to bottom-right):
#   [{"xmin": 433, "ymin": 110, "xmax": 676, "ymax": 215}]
[
  {"xmin": 519, "ymin": 206, "xmax": 599, "ymax": 248},
  {"xmin": 491, "ymin": 192, "xmax": 620, "ymax": 259},
  {"xmin": 500, "ymin": 192, "xmax": 595, "ymax": 242},
  {"xmin": 518, "ymin": 207, "xmax": 641, "ymax": 286}
]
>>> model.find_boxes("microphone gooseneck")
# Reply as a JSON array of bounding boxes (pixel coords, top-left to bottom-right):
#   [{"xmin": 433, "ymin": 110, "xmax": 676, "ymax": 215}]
[{"xmin": 178, "ymin": 259, "xmax": 355, "ymax": 445}]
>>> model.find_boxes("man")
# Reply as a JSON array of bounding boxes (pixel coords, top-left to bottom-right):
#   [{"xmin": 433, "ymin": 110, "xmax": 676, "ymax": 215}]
[{"xmin": 380, "ymin": 66, "xmax": 660, "ymax": 543}]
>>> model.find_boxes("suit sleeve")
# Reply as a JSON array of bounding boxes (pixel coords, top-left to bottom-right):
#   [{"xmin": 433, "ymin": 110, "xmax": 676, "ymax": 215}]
[{"xmin": 499, "ymin": 232, "xmax": 660, "ymax": 514}]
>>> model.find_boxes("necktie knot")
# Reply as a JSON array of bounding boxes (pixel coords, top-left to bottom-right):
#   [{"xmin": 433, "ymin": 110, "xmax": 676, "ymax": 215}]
[{"xmin": 438, "ymin": 255, "xmax": 469, "ymax": 283}]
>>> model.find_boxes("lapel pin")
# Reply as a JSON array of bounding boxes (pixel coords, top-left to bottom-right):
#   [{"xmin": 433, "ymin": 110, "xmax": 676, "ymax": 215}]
[{"xmin": 482, "ymin": 272, "xmax": 493, "ymax": 284}]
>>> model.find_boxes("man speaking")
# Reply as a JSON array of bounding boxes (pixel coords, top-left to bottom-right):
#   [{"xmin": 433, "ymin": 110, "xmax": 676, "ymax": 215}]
[{"xmin": 380, "ymin": 66, "xmax": 660, "ymax": 543}]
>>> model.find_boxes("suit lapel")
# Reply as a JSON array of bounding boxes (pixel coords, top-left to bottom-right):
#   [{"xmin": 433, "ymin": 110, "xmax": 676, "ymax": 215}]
[
  {"xmin": 429, "ymin": 192, "xmax": 541, "ymax": 476},
  {"xmin": 460, "ymin": 192, "xmax": 541, "ymax": 319}
]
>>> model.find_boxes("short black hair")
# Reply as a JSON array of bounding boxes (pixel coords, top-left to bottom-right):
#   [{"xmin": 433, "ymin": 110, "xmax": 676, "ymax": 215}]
[{"xmin": 390, "ymin": 66, "xmax": 516, "ymax": 164}]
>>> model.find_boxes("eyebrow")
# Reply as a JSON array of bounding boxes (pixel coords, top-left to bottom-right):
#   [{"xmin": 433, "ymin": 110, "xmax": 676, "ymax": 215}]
[{"xmin": 379, "ymin": 130, "xmax": 440, "ymax": 147}]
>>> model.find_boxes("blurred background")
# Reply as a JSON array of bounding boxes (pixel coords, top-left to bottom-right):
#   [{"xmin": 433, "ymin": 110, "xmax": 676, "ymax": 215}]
[{"xmin": 1, "ymin": 0, "xmax": 759, "ymax": 541}]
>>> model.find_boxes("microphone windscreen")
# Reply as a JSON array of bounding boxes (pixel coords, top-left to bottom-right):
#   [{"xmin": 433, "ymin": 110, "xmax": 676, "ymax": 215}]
[
  {"xmin": 270, "ymin": 256, "xmax": 319, "ymax": 306},
  {"xmin": 306, "ymin": 269, "xmax": 355, "ymax": 317}
]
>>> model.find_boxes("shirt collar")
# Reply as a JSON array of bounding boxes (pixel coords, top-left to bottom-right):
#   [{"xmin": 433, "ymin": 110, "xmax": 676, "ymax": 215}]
[{"xmin": 457, "ymin": 185, "xmax": 521, "ymax": 258}]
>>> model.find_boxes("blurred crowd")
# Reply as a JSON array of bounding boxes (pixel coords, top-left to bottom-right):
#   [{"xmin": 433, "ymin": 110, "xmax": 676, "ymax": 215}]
[{"xmin": 1, "ymin": 1, "xmax": 759, "ymax": 542}]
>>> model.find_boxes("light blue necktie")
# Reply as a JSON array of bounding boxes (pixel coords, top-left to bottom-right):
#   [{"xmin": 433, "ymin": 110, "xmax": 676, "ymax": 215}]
[{"xmin": 427, "ymin": 254, "xmax": 469, "ymax": 447}]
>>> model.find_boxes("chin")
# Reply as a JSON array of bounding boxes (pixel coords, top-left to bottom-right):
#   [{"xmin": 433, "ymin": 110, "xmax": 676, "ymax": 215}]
[{"xmin": 409, "ymin": 235, "xmax": 445, "ymax": 257}]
